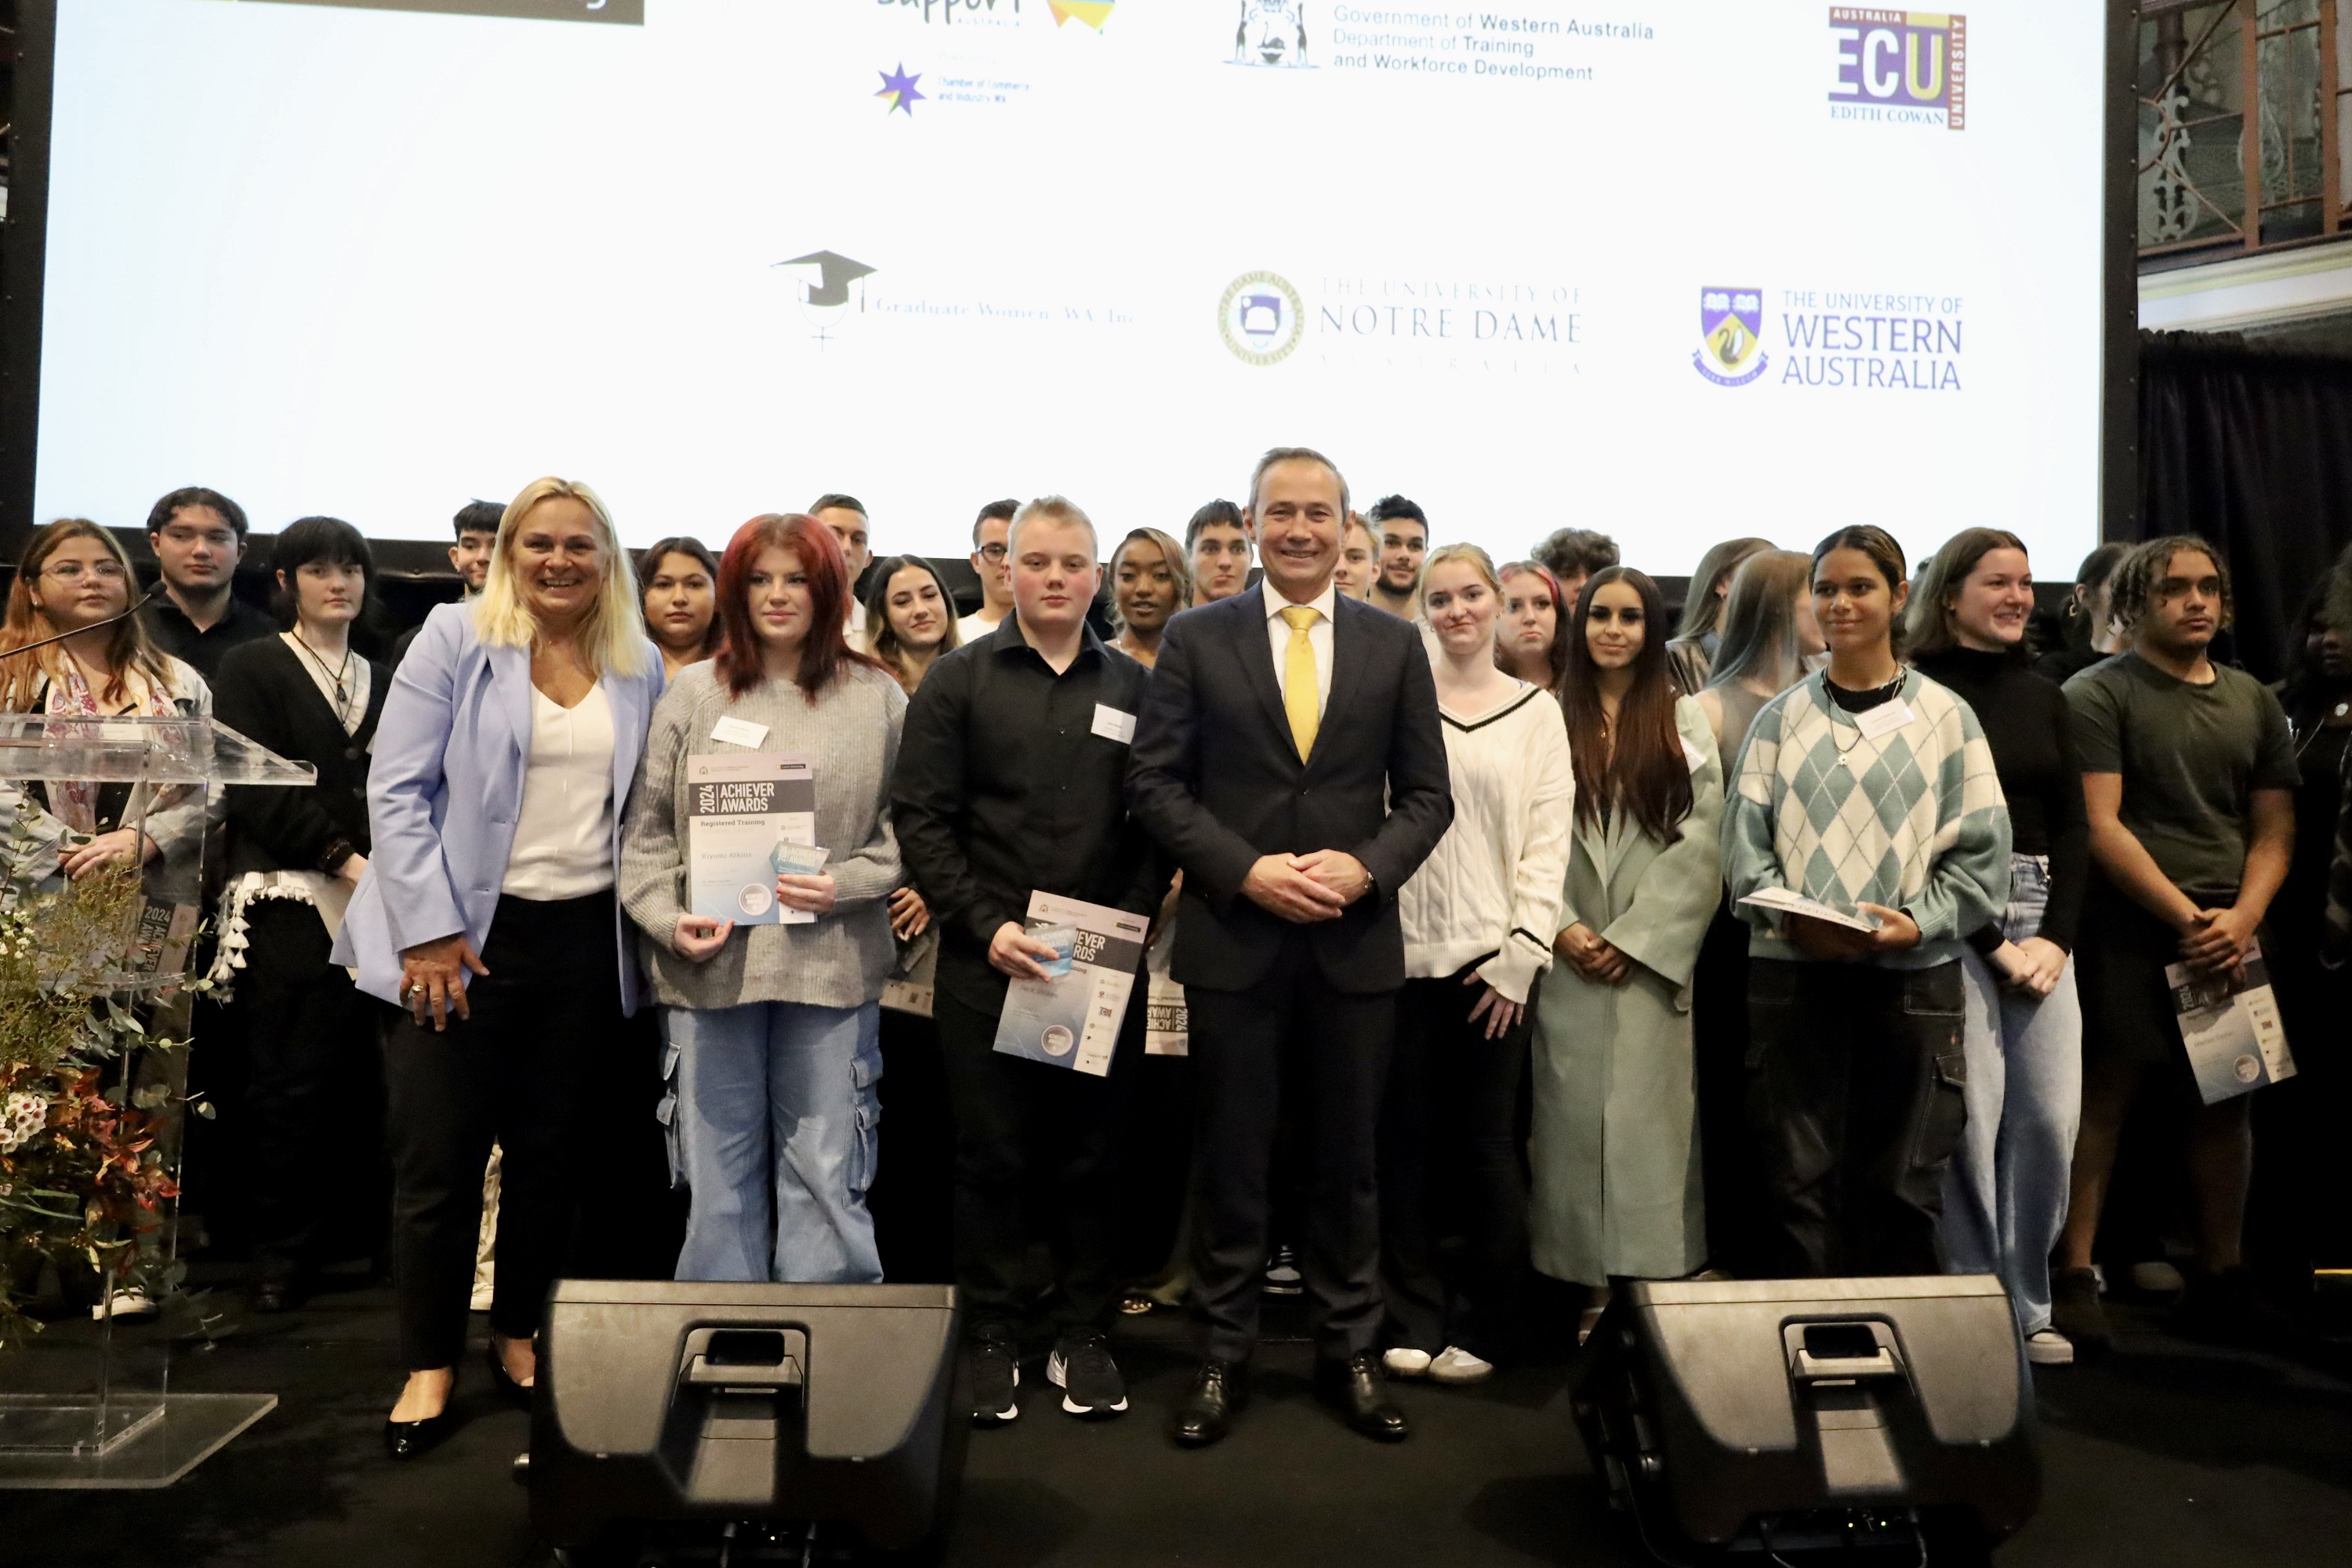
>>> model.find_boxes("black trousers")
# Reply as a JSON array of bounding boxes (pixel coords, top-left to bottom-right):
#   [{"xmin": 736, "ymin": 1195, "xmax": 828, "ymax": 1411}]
[
  {"xmin": 935, "ymin": 984, "xmax": 1142, "ymax": 1338},
  {"xmin": 1187, "ymin": 944, "xmax": 1394, "ymax": 1364},
  {"xmin": 1377, "ymin": 965, "xmax": 1530, "ymax": 1359},
  {"xmin": 1693, "ymin": 901, "xmax": 1769, "ymax": 1277},
  {"xmin": 1745, "ymin": 958, "xmax": 1969, "ymax": 1278},
  {"xmin": 229, "ymin": 900, "xmax": 386, "ymax": 1280},
  {"xmin": 869, "ymin": 1006, "xmax": 956, "ymax": 1286},
  {"xmin": 382, "ymin": 892, "xmax": 673, "ymax": 1370}
]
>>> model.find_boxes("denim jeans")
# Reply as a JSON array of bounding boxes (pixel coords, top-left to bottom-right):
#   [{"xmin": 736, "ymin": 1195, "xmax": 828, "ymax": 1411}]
[
  {"xmin": 1940, "ymin": 854, "xmax": 2082, "ymax": 1334},
  {"xmin": 664, "ymin": 1000, "xmax": 884, "ymax": 1284}
]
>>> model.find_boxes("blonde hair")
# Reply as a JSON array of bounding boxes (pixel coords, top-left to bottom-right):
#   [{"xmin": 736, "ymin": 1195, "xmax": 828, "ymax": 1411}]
[
  {"xmin": 1008, "ymin": 495, "xmax": 1099, "ymax": 558},
  {"xmin": 1416, "ymin": 542, "xmax": 1503, "ymax": 615},
  {"xmin": 474, "ymin": 477, "xmax": 652, "ymax": 677}
]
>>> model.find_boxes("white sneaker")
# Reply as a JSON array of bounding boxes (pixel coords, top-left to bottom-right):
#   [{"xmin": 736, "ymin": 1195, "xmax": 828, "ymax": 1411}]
[
  {"xmin": 1382, "ymin": 1346, "xmax": 1432, "ymax": 1378},
  {"xmin": 2025, "ymin": 1330, "xmax": 2074, "ymax": 1366},
  {"xmin": 1427, "ymin": 1345, "xmax": 1494, "ymax": 1385},
  {"xmin": 2131, "ymin": 1260, "xmax": 2186, "ymax": 1295},
  {"xmin": 93, "ymin": 1287, "xmax": 157, "ymax": 1320}
]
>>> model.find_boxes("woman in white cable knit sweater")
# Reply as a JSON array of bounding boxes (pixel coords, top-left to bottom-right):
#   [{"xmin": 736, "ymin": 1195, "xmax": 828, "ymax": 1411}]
[{"xmin": 1383, "ymin": 545, "xmax": 1574, "ymax": 1387}]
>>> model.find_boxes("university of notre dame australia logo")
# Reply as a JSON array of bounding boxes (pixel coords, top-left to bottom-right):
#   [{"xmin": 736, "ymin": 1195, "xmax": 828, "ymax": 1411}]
[{"xmin": 1219, "ymin": 271, "xmax": 1305, "ymax": 366}]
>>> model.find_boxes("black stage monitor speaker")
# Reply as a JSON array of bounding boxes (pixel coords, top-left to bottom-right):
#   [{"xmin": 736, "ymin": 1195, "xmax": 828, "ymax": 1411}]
[
  {"xmin": 526, "ymin": 1281, "xmax": 965, "ymax": 1559},
  {"xmin": 1573, "ymin": 1276, "xmax": 2039, "ymax": 1563}
]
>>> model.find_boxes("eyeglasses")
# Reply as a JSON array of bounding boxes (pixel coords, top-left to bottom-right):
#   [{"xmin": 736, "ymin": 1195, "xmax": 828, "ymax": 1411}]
[
  {"xmin": 40, "ymin": 561, "xmax": 128, "ymax": 583},
  {"xmin": 975, "ymin": 543, "xmax": 1009, "ymax": 562}
]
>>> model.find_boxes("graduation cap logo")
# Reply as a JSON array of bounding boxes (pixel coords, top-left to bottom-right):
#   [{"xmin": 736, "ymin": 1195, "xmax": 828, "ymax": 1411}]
[{"xmin": 773, "ymin": 251, "xmax": 877, "ymax": 345}]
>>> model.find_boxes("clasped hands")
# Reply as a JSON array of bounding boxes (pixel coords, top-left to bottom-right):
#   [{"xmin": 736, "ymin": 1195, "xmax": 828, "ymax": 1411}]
[
  {"xmin": 2173, "ymin": 902, "xmax": 2258, "ymax": 983},
  {"xmin": 1555, "ymin": 921, "xmax": 1632, "ymax": 985},
  {"xmin": 1241, "ymin": 849, "xmax": 1371, "ymax": 924}
]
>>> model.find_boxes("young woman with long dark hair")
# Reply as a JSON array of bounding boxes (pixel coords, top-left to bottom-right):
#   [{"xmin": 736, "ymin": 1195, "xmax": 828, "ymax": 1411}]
[
  {"xmin": 863, "ymin": 552, "xmax": 961, "ymax": 697},
  {"xmin": 1529, "ymin": 566, "xmax": 1725, "ymax": 1338},
  {"xmin": 638, "ymin": 536, "xmax": 722, "ymax": 680},
  {"xmin": 1722, "ymin": 525, "xmax": 2010, "ymax": 1277},
  {"xmin": 1664, "ymin": 536, "xmax": 1774, "ymax": 694},
  {"xmin": 619, "ymin": 513, "xmax": 906, "ymax": 1287}
]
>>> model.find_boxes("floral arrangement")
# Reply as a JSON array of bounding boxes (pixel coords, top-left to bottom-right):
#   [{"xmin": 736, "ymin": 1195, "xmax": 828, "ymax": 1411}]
[{"xmin": 0, "ymin": 797, "xmax": 197, "ymax": 1344}]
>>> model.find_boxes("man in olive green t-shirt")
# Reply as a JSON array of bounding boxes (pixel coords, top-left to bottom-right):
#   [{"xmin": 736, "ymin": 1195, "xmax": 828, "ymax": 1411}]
[{"xmin": 2053, "ymin": 535, "xmax": 2298, "ymax": 1355}]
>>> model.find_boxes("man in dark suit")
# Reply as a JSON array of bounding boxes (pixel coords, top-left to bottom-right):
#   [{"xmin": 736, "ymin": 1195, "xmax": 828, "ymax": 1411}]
[{"xmin": 1128, "ymin": 446, "xmax": 1453, "ymax": 1446}]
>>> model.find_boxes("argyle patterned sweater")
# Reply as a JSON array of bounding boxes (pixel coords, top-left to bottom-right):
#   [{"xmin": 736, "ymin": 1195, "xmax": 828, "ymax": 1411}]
[{"xmin": 1722, "ymin": 668, "xmax": 2012, "ymax": 971}]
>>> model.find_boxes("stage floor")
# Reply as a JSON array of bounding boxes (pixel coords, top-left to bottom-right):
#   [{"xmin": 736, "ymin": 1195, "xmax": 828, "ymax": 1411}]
[{"xmin": 4, "ymin": 1274, "xmax": 2348, "ymax": 1568}]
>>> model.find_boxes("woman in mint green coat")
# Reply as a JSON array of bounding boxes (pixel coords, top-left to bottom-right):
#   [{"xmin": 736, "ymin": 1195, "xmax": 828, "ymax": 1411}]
[{"xmin": 1530, "ymin": 568, "xmax": 1726, "ymax": 1325}]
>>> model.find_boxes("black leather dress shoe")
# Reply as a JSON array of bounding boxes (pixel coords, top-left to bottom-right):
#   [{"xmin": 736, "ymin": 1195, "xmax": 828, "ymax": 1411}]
[
  {"xmin": 383, "ymin": 1408, "xmax": 459, "ymax": 1461},
  {"xmin": 1169, "ymin": 1359, "xmax": 1249, "ymax": 1448},
  {"xmin": 246, "ymin": 1277, "xmax": 296, "ymax": 1316},
  {"xmin": 1316, "ymin": 1351, "xmax": 1409, "ymax": 1442}
]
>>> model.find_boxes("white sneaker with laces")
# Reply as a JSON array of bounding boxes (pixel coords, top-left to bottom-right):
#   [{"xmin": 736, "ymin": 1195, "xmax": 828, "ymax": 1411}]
[
  {"xmin": 2025, "ymin": 1329, "xmax": 2075, "ymax": 1366},
  {"xmin": 1381, "ymin": 1347, "xmax": 1432, "ymax": 1378},
  {"xmin": 1427, "ymin": 1345, "xmax": 1494, "ymax": 1385}
]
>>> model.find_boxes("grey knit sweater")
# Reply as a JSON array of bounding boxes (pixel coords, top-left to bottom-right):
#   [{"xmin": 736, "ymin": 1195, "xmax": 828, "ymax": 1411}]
[{"xmin": 620, "ymin": 659, "xmax": 906, "ymax": 1010}]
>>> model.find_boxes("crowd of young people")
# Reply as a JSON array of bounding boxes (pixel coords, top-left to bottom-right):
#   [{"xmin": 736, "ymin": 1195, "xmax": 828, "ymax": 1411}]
[{"xmin": 8, "ymin": 460, "xmax": 2343, "ymax": 1463}]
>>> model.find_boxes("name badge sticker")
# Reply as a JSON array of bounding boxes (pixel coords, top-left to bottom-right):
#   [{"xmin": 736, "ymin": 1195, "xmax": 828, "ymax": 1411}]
[
  {"xmin": 1091, "ymin": 704, "xmax": 1137, "ymax": 745},
  {"xmin": 710, "ymin": 716, "xmax": 769, "ymax": 748},
  {"xmin": 1853, "ymin": 700, "xmax": 1915, "ymax": 742}
]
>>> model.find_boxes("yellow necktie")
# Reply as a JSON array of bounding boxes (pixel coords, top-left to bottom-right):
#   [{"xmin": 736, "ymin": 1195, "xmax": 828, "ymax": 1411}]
[{"xmin": 1279, "ymin": 605, "xmax": 1321, "ymax": 761}]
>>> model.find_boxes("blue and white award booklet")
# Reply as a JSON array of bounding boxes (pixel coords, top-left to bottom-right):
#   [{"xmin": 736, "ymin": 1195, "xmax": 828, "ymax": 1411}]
[
  {"xmin": 991, "ymin": 891, "xmax": 1149, "ymax": 1078},
  {"xmin": 2165, "ymin": 939, "xmax": 2296, "ymax": 1105},
  {"xmin": 685, "ymin": 752, "xmax": 818, "ymax": 927}
]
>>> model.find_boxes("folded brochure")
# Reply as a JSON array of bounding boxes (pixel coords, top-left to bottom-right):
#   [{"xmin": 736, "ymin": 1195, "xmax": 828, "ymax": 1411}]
[
  {"xmin": 993, "ymin": 891, "xmax": 1149, "ymax": 1077},
  {"xmin": 686, "ymin": 752, "xmax": 820, "ymax": 927},
  {"xmin": 2165, "ymin": 939, "xmax": 2296, "ymax": 1105},
  {"xmin": 1737, "ymin": 887, "xmax": 1883, "ymax": 933}
]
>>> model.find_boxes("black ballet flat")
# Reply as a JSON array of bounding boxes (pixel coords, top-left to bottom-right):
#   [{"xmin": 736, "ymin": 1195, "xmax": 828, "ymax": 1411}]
[
  {"xmin": 383, "ymin": 1408, "xmax": 459, "ymax": 1461},
  {"xmin": 486, "ymin": 1343, "xmax": 534, "ymax": 1407}
]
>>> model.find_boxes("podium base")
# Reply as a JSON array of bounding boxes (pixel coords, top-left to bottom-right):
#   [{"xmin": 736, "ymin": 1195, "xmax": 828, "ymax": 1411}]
[{"xmin": 0, "ymin": 1392, "xmax": 277, "ymax": 1489}]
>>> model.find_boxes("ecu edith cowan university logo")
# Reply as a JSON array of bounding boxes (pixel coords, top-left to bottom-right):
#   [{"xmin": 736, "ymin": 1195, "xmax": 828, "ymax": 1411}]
[
  {"xmin": 1693, "ymin": 288, "xmax": 1767, "ymax": 387},
  {"xmin": 1829, "ymin": 9, "xmax": 1965, "ymax": 129},
  {"xmin": 1220, "ymin": 271, "xmax": 1305, "ymax": 365}
]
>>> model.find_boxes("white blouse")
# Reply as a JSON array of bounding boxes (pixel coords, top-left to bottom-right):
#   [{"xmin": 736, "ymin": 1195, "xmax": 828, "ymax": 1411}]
[{"xmin": 501, "ymin": 682, "xmax": 616, "ymax": 901}]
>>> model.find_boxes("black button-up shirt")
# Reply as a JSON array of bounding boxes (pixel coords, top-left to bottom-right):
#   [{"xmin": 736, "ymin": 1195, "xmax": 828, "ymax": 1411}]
[
  {"xmin": 890, "ymin": 615, "xmax": 1167, "ymax": 1011},
  {"xmin": 141, "ymin": 592, "xmax": 275, "ymax": 681}
]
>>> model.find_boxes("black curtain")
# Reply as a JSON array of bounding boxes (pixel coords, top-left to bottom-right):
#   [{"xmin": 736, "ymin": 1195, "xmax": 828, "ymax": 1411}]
[{"xmin": 2138, "ymin": 329, "xmax": 2352, "ymax": 681}]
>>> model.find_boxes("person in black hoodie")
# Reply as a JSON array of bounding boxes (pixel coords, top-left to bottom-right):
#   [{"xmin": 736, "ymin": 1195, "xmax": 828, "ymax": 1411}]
[
  {"xmin": 1908, "ymin": 528, "xmax": 2090, "ymax": 1364},
  {"xmin": 209, "ymin": 516, "xmax": 390, "ymax": 1312}
]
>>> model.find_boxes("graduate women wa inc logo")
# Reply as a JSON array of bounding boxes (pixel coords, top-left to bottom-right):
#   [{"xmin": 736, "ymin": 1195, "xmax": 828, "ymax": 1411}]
[{"xmin": 1219, "ymin": 271, "xmax": 1306, "ymax": 365}]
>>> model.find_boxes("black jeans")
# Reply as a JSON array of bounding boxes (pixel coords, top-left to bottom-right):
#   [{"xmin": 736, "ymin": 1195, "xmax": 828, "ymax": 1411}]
[
  {"xmin": 1377, "ymin": 964, "xmax": 1530, "ymax": 1359},
  {"xmin": 382, "ymin": 892, "xmax": 673, "ymax": 1370},
  {"xmin": 1745, "ymin": 958, "xmax": 1969, "ymax": 1278},
  {"xmin": 1187, "ymin": 944, "xmax": 1394, "ymax": 1364},
  {"xmin": 230, "ymin": 900, "xmax": 386, "ymax": 1281},
  {"xmin": 869, "ymin": 1006, "xmax": 956, "ymax": 1286},
  {"xmin": 934, "ymin": 985, "xmax": 1142, "ymax": 1339},
  {"xmin": 1693, "ymin": 901, "xmax": 1769, "ymax": 1277}
]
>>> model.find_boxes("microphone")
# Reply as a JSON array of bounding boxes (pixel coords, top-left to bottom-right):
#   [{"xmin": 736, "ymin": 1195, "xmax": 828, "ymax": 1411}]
[{"xmin": 0, "ymin": 587, "xmax": 160, "ymax": 662}]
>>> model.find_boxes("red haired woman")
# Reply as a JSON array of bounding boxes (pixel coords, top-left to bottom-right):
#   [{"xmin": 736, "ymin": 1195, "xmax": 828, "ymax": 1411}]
[{"xmin": 619, "ymin": 513, "xmax": 907, "ymax": 1285}]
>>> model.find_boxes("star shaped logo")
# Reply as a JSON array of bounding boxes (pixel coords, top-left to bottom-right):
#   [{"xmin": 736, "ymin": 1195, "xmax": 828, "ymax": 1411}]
[{"xmin": 876, "ymin": 64, "xmax": 925, "ymax": 118}]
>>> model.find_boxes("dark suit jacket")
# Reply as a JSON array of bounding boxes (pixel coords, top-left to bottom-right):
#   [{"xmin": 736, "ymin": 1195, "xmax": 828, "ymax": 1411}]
[{"xmin": 1127, "ymin": 588, "xmax": 1453, "ymax": 993}]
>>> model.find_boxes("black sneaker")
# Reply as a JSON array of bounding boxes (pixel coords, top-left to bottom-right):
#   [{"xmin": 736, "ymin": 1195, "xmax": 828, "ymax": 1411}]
[
  {"xmin": 969, "ymin": 1324, "xmax": 1020, "ymax": 1426},
  {"xmin": 1263, "ymin": 1244, "xmax": 1305, "ymax": 1297},
  {"xmin": 2051, "ymin": 1266, "xmax": 2111, "ymax": 1358},
  {"xmin": 1047, "ymin": 1327, "xmax": 1129, "ymax": 1418}
]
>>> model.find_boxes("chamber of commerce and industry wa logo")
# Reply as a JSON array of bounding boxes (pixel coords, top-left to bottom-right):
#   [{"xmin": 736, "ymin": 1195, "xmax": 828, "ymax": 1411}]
[
  {"xmin": 1219, "ymin": 271, "xmax": 1305, "ymax": 365},
  {"xmin": 1232, "ymin": 1, "xmax": 1312, "ymax": 68},
  {"xmin": 1830, "ymin": 9, "xmax": 1965, "ymax": 128},
  {"xmin": 1693, "ymin": 288, "xmax": 1767, "ymax": 387}
]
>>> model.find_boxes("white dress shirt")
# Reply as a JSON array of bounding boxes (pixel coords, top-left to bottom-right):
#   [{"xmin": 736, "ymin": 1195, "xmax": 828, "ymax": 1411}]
[
  {"xmin": 502, "ymin": 682, "xmax": 617, "ymax": 900},
  {"xmin": 1261, "ymin": 576, "xmax": 1337, "ymax": 717}
]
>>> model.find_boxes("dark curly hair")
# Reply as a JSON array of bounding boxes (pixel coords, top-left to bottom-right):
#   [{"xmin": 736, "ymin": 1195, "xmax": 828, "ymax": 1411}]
[{"xmin": 2109, "ymin": 534, "xmax": 2234, "ymax": 639}]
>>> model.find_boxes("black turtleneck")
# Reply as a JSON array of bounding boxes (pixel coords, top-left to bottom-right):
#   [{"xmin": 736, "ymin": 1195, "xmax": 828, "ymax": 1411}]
[{"xmin": 1912, "ymin": 644, "xmax": 2089, "ymax": 952}]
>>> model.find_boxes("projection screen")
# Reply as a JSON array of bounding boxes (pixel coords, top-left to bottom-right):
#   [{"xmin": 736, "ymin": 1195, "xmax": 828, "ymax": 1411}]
[{"xmin": 31, "ymin": 0, "xmax": 2110, "ymax": 571}]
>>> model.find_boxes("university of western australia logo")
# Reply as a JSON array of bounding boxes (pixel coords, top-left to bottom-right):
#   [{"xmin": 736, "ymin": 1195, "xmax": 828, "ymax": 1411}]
[
  {"xmin": 1219, "ymin": 271, "xmax": 1305, "ymax": 365},
  {"xmin": 1829, "ymin": 9, "xmax": 1965, "ymax": 129},
  {"xmin": 1693, "ymin": 288, "xmax": 1767, "ymax": 387}
]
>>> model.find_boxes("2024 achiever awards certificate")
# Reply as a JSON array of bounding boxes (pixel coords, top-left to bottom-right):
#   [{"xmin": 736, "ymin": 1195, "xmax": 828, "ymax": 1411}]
[
  {"xmin": 992, "ymin": 891, "xmax": 1149, "ymax": 1079},
  {"xmin": 685, "ymin": 752, "xmax": 817, "ymax": 927}
]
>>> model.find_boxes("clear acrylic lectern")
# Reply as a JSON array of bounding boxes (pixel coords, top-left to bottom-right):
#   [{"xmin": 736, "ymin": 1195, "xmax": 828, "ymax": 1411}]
[{"xmin": 0, "ymin": 713, "xmax": 314, "ymax": 1488}]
